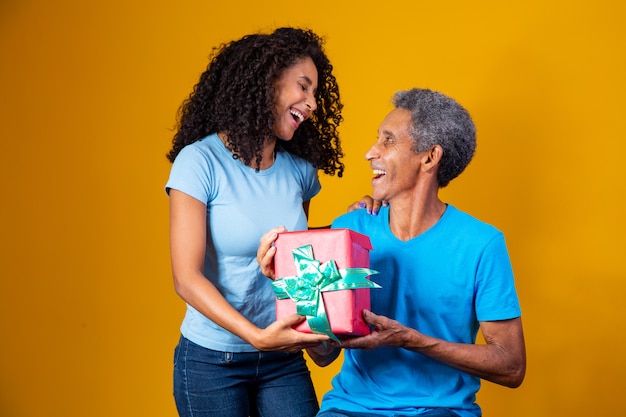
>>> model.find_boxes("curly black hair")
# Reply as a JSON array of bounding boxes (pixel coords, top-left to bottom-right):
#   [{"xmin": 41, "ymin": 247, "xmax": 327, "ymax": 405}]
[{"xmin": 167, "ymin": 27, "xmax": 344, "ymax": 177}]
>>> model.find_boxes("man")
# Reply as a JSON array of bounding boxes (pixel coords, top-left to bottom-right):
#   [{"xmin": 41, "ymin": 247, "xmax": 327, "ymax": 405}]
[{"xmin": 259, "ymin": 88, "xmax": 526, "ymax": 417}]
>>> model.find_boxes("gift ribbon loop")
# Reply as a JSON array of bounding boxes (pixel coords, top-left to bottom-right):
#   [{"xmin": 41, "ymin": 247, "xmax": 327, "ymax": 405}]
[{"xmin": 272, "ymin": 244, "xmax": 380, "ymax": 342}]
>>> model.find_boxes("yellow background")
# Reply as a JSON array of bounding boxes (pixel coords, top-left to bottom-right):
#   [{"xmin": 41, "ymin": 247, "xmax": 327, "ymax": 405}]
[{"xmin": 1, "ymin": 0, "xmax": 624, "ymax": 416}]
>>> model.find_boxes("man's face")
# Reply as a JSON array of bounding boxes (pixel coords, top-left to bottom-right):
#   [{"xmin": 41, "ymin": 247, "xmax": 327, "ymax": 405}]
[{"xmin": 365, "ymin": 108, "xmax": 424, "ymax": 203}]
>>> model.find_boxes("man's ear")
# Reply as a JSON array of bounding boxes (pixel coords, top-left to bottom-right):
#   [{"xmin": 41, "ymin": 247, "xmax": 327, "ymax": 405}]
[{"xmin": 422, "ymin": 145, "xmax": 443, "ymax": 171}]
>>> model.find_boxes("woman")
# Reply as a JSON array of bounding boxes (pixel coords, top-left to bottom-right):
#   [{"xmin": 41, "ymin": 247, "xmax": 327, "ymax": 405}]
[{"xmin": 165, "ymin": 27, "xmax": 343, "ymax": 417}]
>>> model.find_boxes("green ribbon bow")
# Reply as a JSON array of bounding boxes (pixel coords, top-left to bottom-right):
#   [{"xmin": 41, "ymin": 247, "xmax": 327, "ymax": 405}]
[{"xmin": 272, "ymin": 244, "xmax": 380, "ymax": 343}]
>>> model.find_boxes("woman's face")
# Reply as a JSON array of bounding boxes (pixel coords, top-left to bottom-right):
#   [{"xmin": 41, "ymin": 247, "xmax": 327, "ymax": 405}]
[{"xmin": 272, "ymin": 57, "xmax": 318, "ymax": 140}]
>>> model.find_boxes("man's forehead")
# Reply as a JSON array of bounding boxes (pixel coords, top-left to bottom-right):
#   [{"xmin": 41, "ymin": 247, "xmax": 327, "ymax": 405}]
[{"xmin": 378, "ymin": 108, "xmax": 412, "ymax": 135}]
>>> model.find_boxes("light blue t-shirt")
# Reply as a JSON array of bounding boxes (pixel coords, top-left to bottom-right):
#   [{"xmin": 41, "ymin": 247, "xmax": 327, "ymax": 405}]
[
  {"xmin": 165, "ymin": 133, "xmax": 321, "ymax": 352},
  {"xmin": 320, "ymin": 205, "xmax": 521, "ymax": 417}
]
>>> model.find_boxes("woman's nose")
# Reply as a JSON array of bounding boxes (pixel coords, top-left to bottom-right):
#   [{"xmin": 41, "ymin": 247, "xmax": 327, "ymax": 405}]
[{"xmin": 306, "ymin": 94, "xmax": 317, "ymax": 112}]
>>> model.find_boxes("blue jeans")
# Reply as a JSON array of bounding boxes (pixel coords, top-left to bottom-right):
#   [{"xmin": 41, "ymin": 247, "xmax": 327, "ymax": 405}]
[
  {"xmin": 173, "ymin": 335, "xmax": 319, "ymax": 417},
  {"xmin": 317, "ymin": 409, "xmax": 462, "ymax": 417}
]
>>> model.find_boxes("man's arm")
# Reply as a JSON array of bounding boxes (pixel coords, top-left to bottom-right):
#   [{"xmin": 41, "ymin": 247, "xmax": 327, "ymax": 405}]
[
  {"xmin": 340, "ymin": 310, "xmax": 526, "ymax": 388},
  {"xmin": 306, "ymin": 343, "xmax": 342, "ymax": 367}
]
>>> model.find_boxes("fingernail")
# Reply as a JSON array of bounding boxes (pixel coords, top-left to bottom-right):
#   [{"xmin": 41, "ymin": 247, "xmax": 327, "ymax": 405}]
[
  {"xmin": 359, "ymin": 202, "xmax": 365, "ymax": 208},
  {"xmin": 373, "ymin": 209, "xmax": 379, "ymax": 215},
  {"xmin": 367, "ymin": 209, "xmax": 372, "ymax": 214}
]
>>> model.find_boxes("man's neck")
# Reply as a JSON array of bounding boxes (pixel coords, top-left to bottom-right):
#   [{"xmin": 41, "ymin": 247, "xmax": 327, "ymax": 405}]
[{"xmin": 388, "ymin": 191, "xmax": 446, "ymax": 242}]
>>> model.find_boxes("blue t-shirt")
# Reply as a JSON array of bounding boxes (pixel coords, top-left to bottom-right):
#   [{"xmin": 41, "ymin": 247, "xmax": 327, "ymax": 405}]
[
  {"xmin": 165, "ymin": 133, "xmax": 321, "ymax": 352},
  {"xmin": 320, "ymin": 205, "xmax": 521, "ymax": 417}
]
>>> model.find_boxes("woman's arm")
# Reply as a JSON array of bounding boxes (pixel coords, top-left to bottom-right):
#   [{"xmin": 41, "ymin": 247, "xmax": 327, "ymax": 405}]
[{"xmin": 169, "ymin": 189, "xmax": 329, "ymax": 351}]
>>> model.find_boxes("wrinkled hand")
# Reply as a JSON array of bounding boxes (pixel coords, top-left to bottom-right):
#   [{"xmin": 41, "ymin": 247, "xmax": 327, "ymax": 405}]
[
  {"xmin": 255, "ymin": 314, "xmax": 330, "ymax": 352},
  {"xmin": 257, "ymin": 226, "xmax": 286, "ymax": 279},
  {"xmin": 339, "ymin": 310, "xmax": 409, "ymax": 350},
  {"xmin": 347, "ymin": 195, "xmax": 388, "ymax": 215}
]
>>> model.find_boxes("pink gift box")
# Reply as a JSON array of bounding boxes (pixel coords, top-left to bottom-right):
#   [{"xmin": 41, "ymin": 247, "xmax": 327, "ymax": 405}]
[{"xmin": 274, "ymin": 228, "xmax": 375, "ymax": 336}]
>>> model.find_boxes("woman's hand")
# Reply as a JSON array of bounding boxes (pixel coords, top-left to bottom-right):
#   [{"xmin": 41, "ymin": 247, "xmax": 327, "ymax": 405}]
[
  {"xmin": 347, "ymin": 195, "xmax": 388, "ymax": 215},
  {"xmin": 257, "ymin": 226, "xmax": 286, "ymax": 279},
  {"xmin": 252, "ymin": 314, "xmax": 330, "ymax": 352}
]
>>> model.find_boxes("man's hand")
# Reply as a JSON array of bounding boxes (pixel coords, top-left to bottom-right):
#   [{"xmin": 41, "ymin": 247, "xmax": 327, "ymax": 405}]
[{"xmin": 339, "ymin": 310, "xmax": 409, "ymax": 350}]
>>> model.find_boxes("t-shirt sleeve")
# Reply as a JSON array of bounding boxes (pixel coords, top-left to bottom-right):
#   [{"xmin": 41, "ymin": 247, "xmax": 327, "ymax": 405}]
[
  {"xmin": 302, "ymin": 161, "xmax": 321, "ymax": 201},
  {"xmin": 475, "ymin": 233, "xmax": 522, "ymax": 322},
  {"xmin": 164, "ymin": 145, "xmax": 213, "ymax": 204},
  {"xmin": 331, "ymin": 211, "xmax": 353, "ymax": 229}
]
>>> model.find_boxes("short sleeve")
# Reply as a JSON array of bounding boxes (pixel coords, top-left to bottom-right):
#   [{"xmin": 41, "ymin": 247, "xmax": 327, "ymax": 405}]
[
  {"xmin": 165, "ymin": 145, "xmax": 214, "ymax": 204},
  {"xmin": 302, "ymin": 162, "xmax": 321, "ymax": 201},
  {"xmin": 475, "ymin": 233, "xmax": 522, "ymax": 322}
]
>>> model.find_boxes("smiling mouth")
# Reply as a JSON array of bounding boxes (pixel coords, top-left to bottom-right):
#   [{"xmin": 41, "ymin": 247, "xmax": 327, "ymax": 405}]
[
  {"xmin": 290, "ymin": 108, "xmax": 305, "ymax": 124},
  {"xmin": 373, "ymin": 169, "xmax": 386, "ymax": 179}
]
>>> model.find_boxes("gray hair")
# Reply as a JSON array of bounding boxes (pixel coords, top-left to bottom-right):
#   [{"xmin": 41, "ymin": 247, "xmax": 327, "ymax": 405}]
[{"xmin": 392, "ymin": 88, "xmax": 476, "ymax": 187}]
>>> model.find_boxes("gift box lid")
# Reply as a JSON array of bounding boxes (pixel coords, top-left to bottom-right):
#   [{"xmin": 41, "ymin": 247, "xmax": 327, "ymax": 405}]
[{"xmin": 274, "ymin": 228, "xmax": 373, "ymax": 277}]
